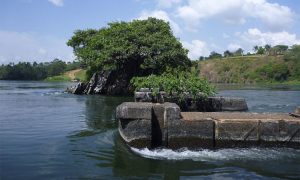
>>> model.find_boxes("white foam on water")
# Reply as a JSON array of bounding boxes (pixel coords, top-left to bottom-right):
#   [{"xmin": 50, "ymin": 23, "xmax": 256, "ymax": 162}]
[
  {"xmin": 131, "ymin": 147, "xmax": 299, "ymax": 161},
  {"xmin": 42, "ymin": 91, "xmax": 65, "ymax": 96}
]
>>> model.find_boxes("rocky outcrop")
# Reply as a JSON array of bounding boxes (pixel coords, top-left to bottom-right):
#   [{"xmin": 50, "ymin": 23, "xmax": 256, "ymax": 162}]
[
  {"xmin": 66, "ymin": 82, "xmax": 87, "ymax": 95},
  {"xmin": 134, "ymin": 89, "xmax": 248, "ymax": 112},
  {"xmin": 67, "ymin": 70, "xmax": 133, "ymax": 95},
  {"xmin": 117, "ymin": 102, "xmax": 300, "ymax": 149}
]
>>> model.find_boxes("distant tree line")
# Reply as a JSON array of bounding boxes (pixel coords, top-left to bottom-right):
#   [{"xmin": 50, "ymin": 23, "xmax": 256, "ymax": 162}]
[
  {"xmin": 199, "ymin": 44, "xmax": 292, "ymax": 61},
  {"xmin": 0, "ymin": 59, "xmax": 81, "ymax": 80}
]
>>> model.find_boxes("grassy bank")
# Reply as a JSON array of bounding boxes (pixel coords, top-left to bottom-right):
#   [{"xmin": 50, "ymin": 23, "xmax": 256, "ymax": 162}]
[
  {"xmin": 45, "ymin": 69, "xmax": 86, "ymax": 82},
  {"xmin": 199, "ymin": 55, "xmax": 300, "ymax": 84}
]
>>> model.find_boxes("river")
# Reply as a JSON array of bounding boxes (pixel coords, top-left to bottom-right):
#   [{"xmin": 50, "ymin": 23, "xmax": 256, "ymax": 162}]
[{"xmin": 0, "ymin": 81, "xmax": 299, "ymax": 179}]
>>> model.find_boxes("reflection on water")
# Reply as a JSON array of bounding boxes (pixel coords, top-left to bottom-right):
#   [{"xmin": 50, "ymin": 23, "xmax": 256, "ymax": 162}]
[
  {"xmin": 0, "ymin": 81, "xmax": 300, "ymax": 179},
  {"xmin": 83, "ymin": 95, "xmax": 132, "ymax": 130}
]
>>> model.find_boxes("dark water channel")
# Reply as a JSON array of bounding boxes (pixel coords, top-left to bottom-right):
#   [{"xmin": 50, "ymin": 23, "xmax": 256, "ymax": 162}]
[{"xmin": 0, "ymin": 81, "xmax": 299, "ymax": 179}]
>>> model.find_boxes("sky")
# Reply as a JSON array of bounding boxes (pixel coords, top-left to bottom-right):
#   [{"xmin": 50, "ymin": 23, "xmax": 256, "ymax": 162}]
[{"xmin": 0, "ymin": 0, "xmax": 300, "ymax": 63}]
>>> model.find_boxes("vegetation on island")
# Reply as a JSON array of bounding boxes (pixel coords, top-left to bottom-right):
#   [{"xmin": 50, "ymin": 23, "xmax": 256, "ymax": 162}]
[
  {"xmin": 68, "ymin": 18, "xmax": 215, "ymax": 96},
  {"xmin": 67, "ymin": 18, "xmax": 191, "ymax": 79}
]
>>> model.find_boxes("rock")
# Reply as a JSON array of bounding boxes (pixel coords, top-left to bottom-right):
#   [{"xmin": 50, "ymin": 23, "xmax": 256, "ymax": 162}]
[
  {"xmin": 209, "ymin": 97, "xmax": 248, "ymax": 111},
  {"xmin": 84, "ymin": 73, "xmax": 98, "ymax": 94},
  {"xmin": 67, "ymin": 69, "xmax": 134, "ymax": 95},
  {"xmin": 66, "ymin": 82, "xmax": 87, "ymax": 95}
]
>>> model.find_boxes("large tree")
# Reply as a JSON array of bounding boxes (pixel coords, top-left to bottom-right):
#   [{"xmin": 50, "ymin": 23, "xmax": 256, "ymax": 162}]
[{"xmin": 67, "ymin": 18, "xmax": 191, "ymax": 79}]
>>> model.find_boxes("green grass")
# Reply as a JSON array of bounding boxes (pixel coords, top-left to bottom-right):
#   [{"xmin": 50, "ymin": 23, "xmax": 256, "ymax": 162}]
[
  {"xmin": 199, "ymin": 55, "xmax": 299, "ymax": 84},
  {"xmin": 45, "ymin": 69, "xmax": 87, "ymax": 82},
  {"xmin": 45, "ymin": 75, "xmax": 71, "ymax": 82},
  {"xmin": 74, "ymin": 69, "xmax": 87, "ymax": 82}
]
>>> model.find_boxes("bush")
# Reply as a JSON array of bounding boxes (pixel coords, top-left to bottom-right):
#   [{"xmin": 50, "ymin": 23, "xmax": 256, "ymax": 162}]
[{"xmin": 131, "ymin": 70, "xmax": 215, "ymax": 101}]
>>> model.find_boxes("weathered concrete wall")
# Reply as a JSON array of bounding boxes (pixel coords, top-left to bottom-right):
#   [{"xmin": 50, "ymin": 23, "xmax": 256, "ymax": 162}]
[
  {"xmin": 134, "ymin": 89, "xmax": 248, "ymax": 112},
  {"xmin": 117, "ymin": 102, "xmax": 300, "ymax": 149}
]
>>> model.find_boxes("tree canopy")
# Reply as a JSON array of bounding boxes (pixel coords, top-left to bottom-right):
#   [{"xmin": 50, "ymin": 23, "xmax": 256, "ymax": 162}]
[
  {"xmin": 67, "ymin": 18, "xmax": 191, "ymax": 78},
  {"xmin": 0, "ymin": 60, "xmax": 81, "ymax": 80}
]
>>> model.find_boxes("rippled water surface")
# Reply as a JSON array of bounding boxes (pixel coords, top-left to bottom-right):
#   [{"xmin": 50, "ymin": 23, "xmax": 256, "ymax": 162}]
[{"xmin": 0, "ymin": 81, "xmax": 300, "ymax": 179}]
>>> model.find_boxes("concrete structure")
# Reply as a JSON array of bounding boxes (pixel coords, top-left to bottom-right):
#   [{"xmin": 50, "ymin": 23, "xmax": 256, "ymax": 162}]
[
  {"xmin": 117, "ymin": 102, "xmax": 300, "ymax": 149},
  {"xmin": 134, "ymin": 89, "xmax": 248, "ymax": 112}
]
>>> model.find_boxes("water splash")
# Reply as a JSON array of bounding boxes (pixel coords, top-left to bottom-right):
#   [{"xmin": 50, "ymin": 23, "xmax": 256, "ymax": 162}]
[{"xmin": 131, "ymin": 147, "xmax": 300, "ymax": 161}]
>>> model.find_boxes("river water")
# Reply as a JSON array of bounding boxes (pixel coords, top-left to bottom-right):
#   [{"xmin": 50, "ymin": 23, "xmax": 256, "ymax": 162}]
[{"xmin": 0, "ymin": 81, "xmax": 299, "ymax": 179}]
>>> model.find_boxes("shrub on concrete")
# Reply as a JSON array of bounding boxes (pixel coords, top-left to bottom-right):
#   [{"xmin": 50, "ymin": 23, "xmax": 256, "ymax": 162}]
[{"xmin": 131, "ymin": 70, "xmax": 215, "ymax": 101}]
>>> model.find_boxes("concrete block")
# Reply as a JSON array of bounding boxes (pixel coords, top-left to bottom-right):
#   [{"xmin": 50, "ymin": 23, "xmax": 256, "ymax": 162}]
[
  {"xmin": 260, "ymin": 120, "xmax": 300, "ymax": 147},
  {"xmin": 215, "ymin": 119, "xmax": 259, "ymax": 147},
  {"xmin": 220, "ymin": 97, "xmax": 248, "ymax": 111},
  {"xmin": 119, "ymin": 119, "xmax": 152, "ymax": 148},
  {"xmin": 116, "ymin": 102, "xmax": 153, "ymax": 120},
  {"xmin": 134, "ymin": 92, "xmax": 153, "ymax": 102},
  {"xmin": 168, "ymin": 120, "xmax": 214, "ymax": 149}
]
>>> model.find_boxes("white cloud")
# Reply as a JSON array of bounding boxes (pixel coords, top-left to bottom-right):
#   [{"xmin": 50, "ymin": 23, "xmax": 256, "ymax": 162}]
[
  {"xmin": 48, "ymin": 0, "xmax": 64, "ymax": 7},
  {"xmin": 138, "ymin": 10, "xmax": 181, "ymax": 35},
  {"xmin": 0, "ymin": 31, "xmax": 73, "ymax": 64},
  {"xmin": 227, "ymin": 43, "xmax": 242, "ymax": 51},
  {"xmin": 176, "ymin": 0, "xmax": 294, "ymax": 30},
  {"xmin": 182, "ymin": 40, "xmax": 210, "ymax": 59},
  {"xmin": 240, "ymin": 28, "xmax": 300, "ymax": 47},
  {"xmin": 157, "ymin": 0, "xmax": 182, "ymax": 8}
]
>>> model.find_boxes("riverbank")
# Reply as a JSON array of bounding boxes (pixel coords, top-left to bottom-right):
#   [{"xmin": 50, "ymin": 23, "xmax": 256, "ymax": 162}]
[
  {"xmin": 199, "ymin": 55, "xmax": 300, "ymax": 84},
  {"xmin": 45, "ymin": 69, "xmax": 86, "ymax": 82}
]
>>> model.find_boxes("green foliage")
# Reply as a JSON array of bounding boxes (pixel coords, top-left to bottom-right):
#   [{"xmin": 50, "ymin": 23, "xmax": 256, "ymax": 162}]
[
  {"xmin": 45, "ymin": 75, "xmax": 71, "ymax": 82},
  {"xmin": 255, "ymin": 63, "xmax": 289, "ymax": 82},
  {"xmin": 0, "ymin": 62, "xmax": 47, "ymax": 80},
  {"xmin": 199, "ymin": 52, "xmax": 300, "ymax": 84},
  {"xmin": 257, "ymin": 47, "xmax": 265, "ymax": 55},
  {"xmin": 284, "ymin": 45, "xmax": 300, "ymax": 80},
  {"xmin": 74, "ymin": 69, "xmax": 87, "ymax": 81},
  {"xmin": 46, "ymin": 59, "xmax": 67, "ymax": 77},
  {"xmin": 65, "ymin": 61, "xmax": 82, "ymax": 71},
  {"xmin": 0, "ymin": 60, "xmax": 81, "ymax": 80},
  {"xmin": 234, "ymin": 48, "xmax": 244, "ymax": 56},
  {"xmin": 208, "ymin": 51, "xmax": 222, "ymax": 59},
  {"xmin": 131, "ymin": 70, "xmax": 215, "ymax": 101},
  {"xmin": 67, "ymin": 18, "xmax": 191, "ymax": 79},
  {"xmin": 223, "ymin": 50, "xmax": 233, "ymax": 57}
]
